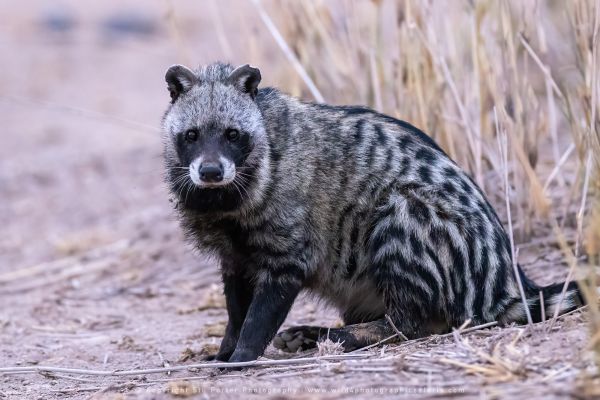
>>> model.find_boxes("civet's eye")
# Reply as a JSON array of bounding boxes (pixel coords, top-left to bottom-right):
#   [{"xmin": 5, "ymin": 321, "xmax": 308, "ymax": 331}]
[
  {"xmin": 225, "ymin": 129, "xmax": 240, "ymax": 142},
  {"xmin": 185, "ymin": 129, "xmax": 199, "ymax": 142}
]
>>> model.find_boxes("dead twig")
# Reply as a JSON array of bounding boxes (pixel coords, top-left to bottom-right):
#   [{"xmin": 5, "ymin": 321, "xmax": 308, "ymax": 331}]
[
  {"xmin": 250, "ymin": 0, "xmax": 324, "ymax": 102},
  {"xmin": 549, "ymin": 151, "xmax": 594, "ymax": 329},
  {"xmin": 384, "ymin": 314, "xmax": 409, "ymax": 341},
  {"xmin": 0, "ymin": 353, "xmax": 369, "ymax": 377},
  {"xmin": 495, "ymin": 107, "xmax": 534, "ymax": 326}
]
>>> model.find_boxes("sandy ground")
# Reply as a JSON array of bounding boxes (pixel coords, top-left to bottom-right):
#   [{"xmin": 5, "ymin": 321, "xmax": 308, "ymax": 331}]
[{"xmin": 0, "ymin": 1, "xmax": 595, "ymax": 399}]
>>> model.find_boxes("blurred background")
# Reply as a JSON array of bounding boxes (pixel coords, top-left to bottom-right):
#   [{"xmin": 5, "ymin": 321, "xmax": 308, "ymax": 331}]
[
  {"xmin": 0, "ymin": 0, "xmax": 599, "ymax": 398},
  {"xmin": 1, "ymin": 0, "xmax": 598, "ymax": 267}
]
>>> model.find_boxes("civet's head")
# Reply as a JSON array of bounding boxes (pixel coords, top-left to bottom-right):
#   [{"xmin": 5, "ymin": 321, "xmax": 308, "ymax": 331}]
[{"xmin": 162, "ymin": 63, "xmax": 268, "ymax": 212}]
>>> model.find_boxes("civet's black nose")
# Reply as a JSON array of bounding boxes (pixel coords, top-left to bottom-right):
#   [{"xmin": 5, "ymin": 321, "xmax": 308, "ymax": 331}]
[{"xmin": 199, "ymin": 163, "xmax": 223, "ymax": 183}]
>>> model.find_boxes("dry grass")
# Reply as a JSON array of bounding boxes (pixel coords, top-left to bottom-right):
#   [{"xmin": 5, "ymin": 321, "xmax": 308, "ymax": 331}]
[{"xmin": 251, "ymin": 0, "xmax": 600, "ymax": 358}]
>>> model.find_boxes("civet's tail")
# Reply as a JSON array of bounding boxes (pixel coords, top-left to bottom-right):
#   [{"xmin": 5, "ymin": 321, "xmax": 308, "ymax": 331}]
[{"xmin": 503, "ymin": 268, "xmax": 585, "ymax": 323}]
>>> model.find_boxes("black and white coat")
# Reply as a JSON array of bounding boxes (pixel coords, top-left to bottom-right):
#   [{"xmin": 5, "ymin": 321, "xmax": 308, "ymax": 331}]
[{"xmin": 162, "ymin": 62, "xmax": 583, "ymax": 362}]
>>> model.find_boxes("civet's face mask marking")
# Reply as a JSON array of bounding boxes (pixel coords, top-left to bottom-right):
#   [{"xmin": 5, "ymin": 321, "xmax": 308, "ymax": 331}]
[{"xmin": 178, "ymin": 125, "xmax": 249, "ymax": 188}]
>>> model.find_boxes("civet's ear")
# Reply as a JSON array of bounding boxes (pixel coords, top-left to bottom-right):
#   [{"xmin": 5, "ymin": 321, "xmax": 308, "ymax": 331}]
[
  {"xmin": 165, "ymin": 65, "xmax": 197, "ymax": 103},
  {"xmin": 227, "ymin": 64, "xmax": 261, "ymax": 99}
]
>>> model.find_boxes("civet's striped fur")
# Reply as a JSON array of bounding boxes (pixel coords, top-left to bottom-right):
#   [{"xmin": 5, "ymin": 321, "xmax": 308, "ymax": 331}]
[{"xmin": 162, "ymin": 62, "xmax": 584, "ymax": 362}]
